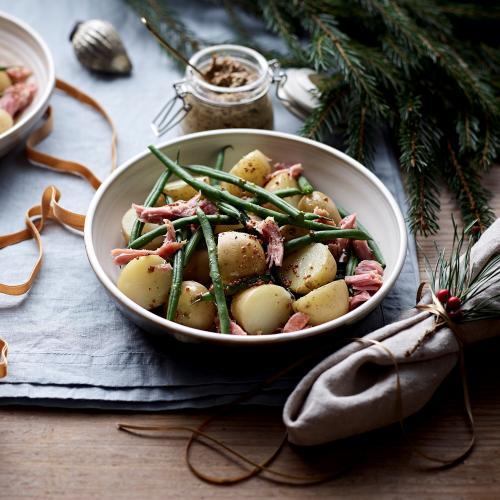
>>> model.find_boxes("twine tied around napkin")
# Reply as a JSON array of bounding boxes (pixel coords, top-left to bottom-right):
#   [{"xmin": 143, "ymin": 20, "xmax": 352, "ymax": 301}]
[
  {"xmin": 284, "ymin": 219, "xmax": 500, "ymax": 448},
  {"xmin": 0, "ymin": 78, "xmax": 116, "ymax": 377}
]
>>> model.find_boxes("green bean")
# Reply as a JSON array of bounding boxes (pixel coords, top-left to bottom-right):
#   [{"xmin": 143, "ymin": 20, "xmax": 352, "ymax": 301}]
[
  {"xmin": 128, "ymin": 215, "xmax": 235, "ymax": 250},
  {"xmin": 297, "ymin": 175, "xmax": 314, "ymax": 194},
  {"xmin": 346, "ymin": 254, "xmax": 359, "ymax": 276},
  {"xmin": 210, "ymin": 145, "xmax": 232, "ymax": 186},
  {"xmin": 217, "ymin": 202, "xmax": 248, "ymax": 225},
  {"xmin": 183, "ymin": 164, "xmax": 301, "ymax": 217},
  {"xmin": 149, "ymin": 146, "xmax": 364, "ymax": 234},
  {"xmin": 196, "ymin": 208, "xmax": 231, "ymax": 334},
  {"xmin": 128, "ymin": 170, "xmax": 173, "ymax": 246},
  {"xmin": 249, "ymin": 187, "xmax": 303, "ymax": 204},
  {"xmin": 194, "ymin": 274, "xmax": 274, "ymax": 303},
  {"xmin": 337, "ymin": 205, "xmax": 385, "ymax": 267},
  {"xmin": 182, "ymin": 228, "xmax": 202, "ymax": 266},
  {"xmin": 166, "ymin": 229, "xmax": 188, "ymax": 321},
  {"xmin": 284, "ymin": 229, "xmax": 371, "ymax": 253}
]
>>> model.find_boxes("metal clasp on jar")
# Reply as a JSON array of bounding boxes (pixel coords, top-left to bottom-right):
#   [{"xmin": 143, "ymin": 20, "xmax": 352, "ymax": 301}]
[
  {"xmin": 268, "ymin": 59, "xmax": 291, "ymax": 105},
  {"xmin": 151, "ymin": 81, "xmax": 192, "ymax": 136}
]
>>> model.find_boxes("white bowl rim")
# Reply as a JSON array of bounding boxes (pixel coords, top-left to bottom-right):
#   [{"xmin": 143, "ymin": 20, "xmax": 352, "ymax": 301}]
[
  {"xmin": 84, "ymin": 129, "xmax": 408, "ymax": 345},
  {"xmin": 0, "ymin": 11, "xmax": 55, "ymax": 141}
]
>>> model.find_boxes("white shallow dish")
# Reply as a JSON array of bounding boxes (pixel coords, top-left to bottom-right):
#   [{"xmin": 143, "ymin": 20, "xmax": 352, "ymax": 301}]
[
  {"xmin": 85, "ymin": 129, "xmax": 407, "ymax": 345},
  {"xmin": 0, "ymin": 12, "xmax": 55, "ymax": 157}
]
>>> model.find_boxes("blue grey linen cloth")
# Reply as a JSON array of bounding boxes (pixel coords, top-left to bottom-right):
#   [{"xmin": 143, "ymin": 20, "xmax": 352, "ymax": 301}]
[{"xmin": 0, "ymin": 0, "xmax": 419, "ymax": 409}]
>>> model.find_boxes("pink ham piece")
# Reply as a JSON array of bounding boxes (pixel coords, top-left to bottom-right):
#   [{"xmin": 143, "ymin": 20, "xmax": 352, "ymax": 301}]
[
  {"xmin": 0, "ymin": 82, "xmax": 37, "ymax": 117},
  {"xmin": 345, "ymin": 271, "xmax": 383, "ymax": 293},
  {"xmin": 328, "ymin": 213, "xmax": 357, "ymax": 260},
  {"xmin": 266, "ymin": 163, "xmax": 304, "ymax": 181},
  {"xmin": 349, "ymin": 291, "xmax": 371, "ymax": 311},
  {"xmin": 355, "ymin": 259, "xmax": 383, "ymax": 277},
  {"xmin": 230, "ymin": 320, "xmax": 247, "ymax": 336},
  {"xmin": 312, "ymin": 207, "xmax": 336, "ymax": 226},
  {"xmin": 282, "ymin": 312, "xmax": 310, "ymax": 333},
  {"xmin": 6, "ymin": 67, "xmax": 31, "ymax": 83},
  {"xmin": 247, "ymin": 217, "xmax": 284, "ymax": 267},
  {"xmin": 111, "ymin": 220, "xmax": 185, "ymax": 265},
  {"xmin": 133, "ymin": 194, "xmax": 217, "ymax": 223},
  {"xmin": 352, "ymin": 239, "xmax": 375, "ymax": 261}
]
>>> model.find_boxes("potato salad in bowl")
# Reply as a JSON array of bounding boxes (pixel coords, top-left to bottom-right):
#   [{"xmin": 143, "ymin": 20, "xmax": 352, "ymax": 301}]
[
  {"xmin": 110, "ymin": 148, "xmax": 385, "ymax": 336},
  {"xmin": 85, "ymin": 130, "xmax": 406, "ymax": 345}
]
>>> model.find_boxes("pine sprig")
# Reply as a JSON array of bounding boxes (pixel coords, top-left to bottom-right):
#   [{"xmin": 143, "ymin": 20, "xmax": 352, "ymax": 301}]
[
  {"xmin": 130, "ymin": 0, "xmax": 500, "ymax": 235},
  {"xmin": 425, "ymin": 218, "xmax": 500, "ymax": 323},
  {"xmin": 445, "ymin": 143, "xmax": 495, "ymax": 232}
]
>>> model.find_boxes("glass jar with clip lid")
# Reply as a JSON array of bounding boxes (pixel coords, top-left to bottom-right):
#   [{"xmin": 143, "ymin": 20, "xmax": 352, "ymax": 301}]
[{"xmin": 152, "ymin": 44, "xmax": 287, "ymax": 136}]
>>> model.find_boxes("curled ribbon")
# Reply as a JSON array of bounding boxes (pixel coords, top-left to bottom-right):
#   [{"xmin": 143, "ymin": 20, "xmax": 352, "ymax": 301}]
[
  {"xmin": 0, "ymin": 78, "xmax": 116, "ymax": 377},
  {"xmin": 0, "ymin": 338, "xmax": 7, "ymax": 379}
]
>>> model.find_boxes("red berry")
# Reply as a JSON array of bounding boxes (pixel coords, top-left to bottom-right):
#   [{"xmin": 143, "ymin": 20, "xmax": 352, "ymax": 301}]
[
  {"xmin": 448, "ymin": 309, "xmax": 463, "ymax": 321},
  {"xmin": 436, "ymin": 289, "xmax": 450, "ymax": 303},
  {"xmin": 447, "ymin": 296, "xmax": 461, "ymax": 311}
]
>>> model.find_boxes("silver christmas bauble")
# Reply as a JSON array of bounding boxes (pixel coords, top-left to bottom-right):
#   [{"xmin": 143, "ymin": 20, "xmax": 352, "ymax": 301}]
[{"xmin": 70, "ymin": 19, "xmax": 132, "ymax": 75}]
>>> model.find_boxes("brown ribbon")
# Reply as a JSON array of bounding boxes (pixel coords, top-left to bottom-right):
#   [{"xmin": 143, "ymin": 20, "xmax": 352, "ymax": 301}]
[{"xmin": 0, "ymin": 78, "xmax": 116, "ymax": 377}]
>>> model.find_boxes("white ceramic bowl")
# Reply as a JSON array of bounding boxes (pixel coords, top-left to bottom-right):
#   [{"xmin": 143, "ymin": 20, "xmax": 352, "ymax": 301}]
[
  {"xmin": 85, "ymin": 130, "xmax": 407, "ymax": 345},
  {"xmin": 0, "ymin": 12, "xmax": 55, "ymax": 156}
]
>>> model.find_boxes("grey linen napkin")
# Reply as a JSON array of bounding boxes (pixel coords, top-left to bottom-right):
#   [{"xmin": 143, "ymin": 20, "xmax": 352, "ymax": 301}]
[{"xmin": 283, "ymin": 219, "xmax": 500, "ymax": 446}]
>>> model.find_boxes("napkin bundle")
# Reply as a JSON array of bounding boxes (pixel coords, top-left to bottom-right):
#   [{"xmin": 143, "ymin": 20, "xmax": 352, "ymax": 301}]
[{"xmin": 284, "ymin": 220, "xmax": 500, "ymax": 445}]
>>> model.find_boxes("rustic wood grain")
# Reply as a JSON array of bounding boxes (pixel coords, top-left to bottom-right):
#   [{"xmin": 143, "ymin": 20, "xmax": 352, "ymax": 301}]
[{"xmin": 1, "ymin": 168, "xmax": 499, "ymax": 499}]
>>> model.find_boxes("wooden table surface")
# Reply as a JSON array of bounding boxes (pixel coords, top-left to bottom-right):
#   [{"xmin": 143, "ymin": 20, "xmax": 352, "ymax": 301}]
[{"xmin": 1, "ymin": 169, "xmax": 499, "ymax": 499}]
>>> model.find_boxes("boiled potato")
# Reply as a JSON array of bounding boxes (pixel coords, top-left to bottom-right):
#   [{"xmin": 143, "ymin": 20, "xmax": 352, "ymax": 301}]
[
  {"xmin": 220, "ymin": 149, "xmax": 271, "ymax": 197},
  {"xmin": 279, "ymin": 224, "xmax": 308, "ymax": 242},
  {"xmin": 281, "ymin": 243, "xmax": 337, "ymax": 294},
  {"xmin": 0, "ymin": 71, "xmax": 12, "ymax": 93},
  {"xmin": 121, "ymin": 207, "xmax": 163, "ymax": 250},
  {"xmin": 117, "ymin": 255, "xmax": 172, "ymax": 310},
  {"xmin": 293, "ymin": 280, "xmax": 349, "ymax": 325},
  {"xmin": 0, "ymin": 109, "xmax": 13, "ymax": 134},
  {"xmin": 263, "ymin": 171, "xmax": 301, "ymax": 210},
  {"xmin": 231, "ymin": 284, "xmax": 293, "ymax": 335},
  {"xmin": 217, "ymin": 231, "xmax": 267, "ymax": 284},
  {"xmin": 183, "ymin": 249, "xmax": 211, "ymax": 286},
  {"xmin": 175, "ymin": 281, "xmax": 216, "ymax": 330},
  {"xmin": 298, "ymin": 191, "xmax": 341, "ymax": 224},
  {"xmin": 163, "ymin": 176, "xmax": 209, "ymax": 201}
]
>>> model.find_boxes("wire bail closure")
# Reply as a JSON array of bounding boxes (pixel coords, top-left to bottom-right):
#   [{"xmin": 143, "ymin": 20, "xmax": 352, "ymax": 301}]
[
  {"xmin": 151, "ymin": 81, "xmax": 192, "ymax": 137},
  {"xmin": 268, "ymin": 59, "xmax": 290, "ymax": 105}
]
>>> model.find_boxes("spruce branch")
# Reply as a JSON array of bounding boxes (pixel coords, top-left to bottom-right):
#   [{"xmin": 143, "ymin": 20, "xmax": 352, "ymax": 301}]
[
  {"xmin": 130, "ymin": 0, "xmax": 500, "ymax": 235},
  {"xmin": 446, "ymin": 142, "xmax": 495, "ymax": 233},
  {"xmin": 405, "ymin": 165, "xmax": 440, "ymax": 236}
]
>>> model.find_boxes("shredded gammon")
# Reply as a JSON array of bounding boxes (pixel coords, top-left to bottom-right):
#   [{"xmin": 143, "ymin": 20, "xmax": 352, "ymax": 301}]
[
  {"xmin": 345, "ymin": 271, "xmax": 383, "ymax": 293},
  {"xmin": 133, "ymin": 194, "xmax": 217, "ymax": 223},
  {"xmin": 111, "ymin": 220, "xmax": 185, "ymax": 265},
  {"xmin": 230, "ymin": 320, "xmax": 247, "ymax": 336},
  {"xmin": 349, "ymin": 291, "xmax": 371, "ymax": 311},
  {"xmin": 0, "ymin": 82, "xmax": 37, "ymax": 117},
  {"xmin": 328, "ymin": 213, "xmax": 357, "ymax": 260},
  {"xmin": 266, "ymin": 163, "xmax": 304, "ymax": 181},
  {"xmin": 6, "ymin": 67, "xmax": 32, "ymax": 83},
  {"xmin": 355, "ymin": 260, "xmax": 383, "ymax": 277},
  {"xmin": 282, "ymin": 312, "xmax": 309, "ymax": 333},
  {"xmin": 247, "ymin": 217, "xmax": 284, "ymax": 267},
  {"xmin": 352, "ymin": 239, "xmax": 375, "ymax": 261}
]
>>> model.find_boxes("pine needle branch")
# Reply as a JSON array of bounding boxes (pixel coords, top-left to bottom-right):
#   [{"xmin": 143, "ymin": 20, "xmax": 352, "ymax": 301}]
[{"xmin": 446, "ymin": 142, "xmax": 495, "ymax": 233}]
